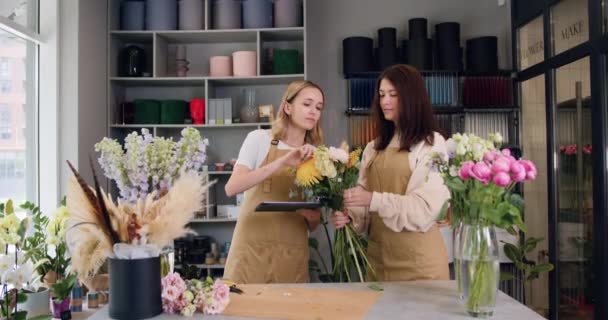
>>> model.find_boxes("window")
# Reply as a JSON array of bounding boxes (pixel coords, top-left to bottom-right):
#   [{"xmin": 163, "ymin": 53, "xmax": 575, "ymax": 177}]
[
  {"xmin": 0, "ymin": 81, "xmax": 10, "ymax": 93},
  {"xmin": 0, "ymin": 0, "xmax": 38, "ymax": 32},
  {"xmin": 0, "ymin": 105, "xmax": 12, "ymax": 140},
  {"xmin": 551, "ymin": 0, "xmax": 589, "ymax": 56},
  {"xmin": 517, "ymin": 16, "xmax": 545, "ymax": 70},
  {"xmin": 0, "ymin": 58, "xmax": 8, "ymax": 77},
  {"xmin": 0, "ymin": 10, "xmax": 38, "ymax": 204}
]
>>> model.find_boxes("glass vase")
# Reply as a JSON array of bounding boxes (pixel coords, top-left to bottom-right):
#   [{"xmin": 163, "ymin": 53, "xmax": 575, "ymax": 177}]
[
  {"xmin": 240, "ymin": 89, "xmax": 259, "ymax": 123},
  {"xmin": 460, "ymin": 224, "xmax": 500, "ymax": 318}
]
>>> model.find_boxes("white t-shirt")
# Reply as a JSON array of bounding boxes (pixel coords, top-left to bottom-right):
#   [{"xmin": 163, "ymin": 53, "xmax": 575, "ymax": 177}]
[{"xmin": 235, "ymin": 129, "xmax": 294, "ymax": 170}]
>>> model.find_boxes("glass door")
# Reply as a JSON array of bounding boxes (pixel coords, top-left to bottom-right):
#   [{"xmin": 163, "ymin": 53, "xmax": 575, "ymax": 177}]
[{"xmin": 554, "ymin": 56, "xmax": 593, "ymax": 320}]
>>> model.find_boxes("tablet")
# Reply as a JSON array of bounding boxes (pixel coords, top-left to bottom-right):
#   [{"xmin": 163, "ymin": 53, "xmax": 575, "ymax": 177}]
[{"xmin": 254, "ymin": 201, "xmax": 322, "ymax": 212}]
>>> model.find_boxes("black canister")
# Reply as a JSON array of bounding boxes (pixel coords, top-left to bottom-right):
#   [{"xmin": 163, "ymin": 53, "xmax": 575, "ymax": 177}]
[
  {"xmin": 343, "ymin": 36, "xmax": 374, "ymax": 75},
  {"xmin": 409, "ymin": 18, "xmax": 428, "ymax": 40},
  {"xmin": 375, "ymin": 46, "xmax": 399, "ymax": 71},
  {"xmin": 466, "ymin": 36, "xmax": 498, "ymax": 73},
  {"xmin": 435, "ymin": 22, "xmax": 461, "ymax": 70},
  {"xmin": 109, "ymin": 257, "xmax": 162, "ymax": 320},
  {"xmin": 400, "ymin": 40, "xmax": 409, "ymax": 64},
  {"xmin": 119, "ymin": 45, "xmax": 147, "ymax": 77},
  {"xmin": 407, "ymin": 38, "xmax": 433, "ymax": 70},
  {"xmin": 377, "ymin": 27, "xmax": 397, "ymax": 48}
]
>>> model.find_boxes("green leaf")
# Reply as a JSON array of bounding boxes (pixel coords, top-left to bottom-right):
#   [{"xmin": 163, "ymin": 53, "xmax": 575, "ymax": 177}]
[
  {"xmin": 437, "ymin": 200, "xmax": 450, "ymax": 221},
  {"xmin": 16, "ymin": 292, "xmax": 27, "ymax": 303},
  {"xmin": 17, "ymin": 217, "xmax": 29, "ymax": 242},
  {"xmin": 503, "ymin": 243, "xmax": 521, "ymax": 263},
  {"xmin": 446, "ymin": 178, "xmax": 466, "ymax": 192},
  {"xmin": 484, "ymin": 208, "xmax": 504, "ymax": 227},
  {"xmin": 500, "ymin": 271, "xmax": 515, "ymax": 281},
  {"xmin": 532, "ymin": 263, "xmax": 554, "ymax": 274},
  {"xmin": 308, "ymin": 238, "xmax": 319, "ymax": 250},
  {"xmin": 12, "ymin": 310, "xmax": 27, "ymax": 320},
  {"xmin": 526, "ymin": 271, "xmax": 540, "ymax": 281},
  {"xmin": 509, "ymin": 193, "xmax": 525, "ymax": 211},
  {"xmin": 368, "ymin": 283, "xmax": 384, "ymax": 291},
  {"xmin": 51, "ymin": 273, "xmax": 77, "ymax": 301},
  {"xmin": 5, "ymin": 199, "xmax": 14, "ymax": 215},
  {"xmin": 523, "ymin": 237, "xmax": 544, "ymax": 253}
]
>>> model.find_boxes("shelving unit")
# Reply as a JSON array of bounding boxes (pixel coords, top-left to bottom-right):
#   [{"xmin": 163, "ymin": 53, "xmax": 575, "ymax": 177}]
[
  {"xmin": 344, "ymin": 70, "xmax": 520, "ymax": 148},
  {"xmin": 107, "ymin": 0, "xmax": 307, "ymax": 278}
]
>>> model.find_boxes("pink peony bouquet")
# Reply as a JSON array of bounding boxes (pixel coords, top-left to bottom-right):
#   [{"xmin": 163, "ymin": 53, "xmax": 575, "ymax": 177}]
[
  {"xmin": 161, "ymin": 273, "xmax": 230, "ymax": 317},
  {"xmin": 432, "ymin": 133, "xmax": 538, "ymax": 230}
]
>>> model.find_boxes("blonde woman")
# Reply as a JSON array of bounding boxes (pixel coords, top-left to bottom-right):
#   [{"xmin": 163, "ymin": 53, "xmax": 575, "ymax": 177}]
[{"xmin": 223, "ymin": 80, "xmax": 325, "ymax": 284}]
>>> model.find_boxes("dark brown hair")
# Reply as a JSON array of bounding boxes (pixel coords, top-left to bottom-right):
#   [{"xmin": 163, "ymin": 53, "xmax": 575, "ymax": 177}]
[{"xmin": 372, "ymin": 64, "xmax": 441, "ymax": 151}]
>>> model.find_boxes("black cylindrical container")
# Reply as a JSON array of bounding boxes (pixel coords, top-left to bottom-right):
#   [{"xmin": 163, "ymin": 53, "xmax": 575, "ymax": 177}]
[
  {"xmin": 466, "ymin": 36, "xmax": 498, "ymax": 73},
  {"xmin": 407, "ymin": 38, "xmax": 433, "ymax": 70},
  {"xmin": 375, "ymin": 46, "xmax": 399, "ymax": 71},
  {"xmin": 400, "ymin": 40, "xmax": 409, "ymax": 64},
  {"xmin": 409, "ymin": 18, "xmax": 428, "ymax": 40},
  {"xmin": 343, "ymin": 37, "xmax": 374, "ymax": 75},
  {"xmin": 109, "ymin": 257, "xmax": 162, "ymax": 320},
  {"xmin": 377, "ymin": 27, "xmax": 397, "ymax": 48},
  {"xmin": 435, "ymin": 22, "xmax": 461, "ymax": 70},
  {"xmin": 119, "ymin": 45, "xmax": 147, "ymax": 77}
]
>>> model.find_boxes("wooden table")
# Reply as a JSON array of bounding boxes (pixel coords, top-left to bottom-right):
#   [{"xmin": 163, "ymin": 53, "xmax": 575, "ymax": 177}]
[{"xmin": 88, "ymin": 280, "xmax": 545, "ymax": 319}]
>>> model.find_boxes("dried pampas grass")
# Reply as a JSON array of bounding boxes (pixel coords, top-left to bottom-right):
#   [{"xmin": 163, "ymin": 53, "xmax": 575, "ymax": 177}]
[{"xmin": 65, "ymin": 161, "xmax": 212, "ymax": 278}]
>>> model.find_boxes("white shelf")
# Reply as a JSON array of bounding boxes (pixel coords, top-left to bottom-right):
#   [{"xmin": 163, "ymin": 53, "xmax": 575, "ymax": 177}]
[
  {"xmin": 110, "ymin": 28, "xmax": 304, "ymax": 44},
  {"xmin": 110, "ymin": 75, "xmax": 304, "ymax": 86},
  {"xmin": 260, "ymin": 28, "xmax": 305, "ymax": 41},
  {"xmin": 190, "ymin": 218, "xmax": 237, "ymax": 223},
  {"xmin": 157, "ymin": 29, "xmax": 257, "ymax": 43},
  {"xmin": 208, "ymin": 74, "xmax": 305, "ymax": 85},
  {"xmin": 110, "ymin": 31, "xmax": 154, "ymax": 42},
  {"xmin": 110, "ymin": 123, "xmax": 270, "ymax": 129},
  {"xmin": 109, "ymin": 77, "xmax": 205, "ymax": 86}
]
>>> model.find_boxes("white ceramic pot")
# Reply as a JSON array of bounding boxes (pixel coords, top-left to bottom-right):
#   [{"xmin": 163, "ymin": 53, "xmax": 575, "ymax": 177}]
[{"xmin": 18, "ymin": 288, "xmax": 51, "ymax": 318}]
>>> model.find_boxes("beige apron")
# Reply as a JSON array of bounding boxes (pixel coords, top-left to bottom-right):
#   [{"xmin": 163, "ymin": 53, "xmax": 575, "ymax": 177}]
[
  {"xmin": 365, "ymin": 147, "xmax": 449, "ymax": 281},
  {"xmin": 223, "ymin": 140, "xmax": 309, "ymax": 284}
]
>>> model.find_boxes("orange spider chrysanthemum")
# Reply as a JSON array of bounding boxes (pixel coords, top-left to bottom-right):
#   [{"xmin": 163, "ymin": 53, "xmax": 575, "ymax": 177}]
[{"xmin": 296, "ymin": 158, "xmax": 322, "ymax": 187}]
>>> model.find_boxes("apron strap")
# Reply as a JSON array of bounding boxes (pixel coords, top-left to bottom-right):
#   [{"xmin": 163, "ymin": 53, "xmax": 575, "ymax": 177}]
[{"xmin": 263, "ymin": 140, "xmax": 280, "ymax": 192}]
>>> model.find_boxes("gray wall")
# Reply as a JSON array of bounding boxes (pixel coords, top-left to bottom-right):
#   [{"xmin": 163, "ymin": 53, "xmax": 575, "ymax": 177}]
[
  {"xmin": 306, "ymin": 0, "xmax": 513, "ymax": 146},
  {"xmin": 59, "ymin": 0, "xmax": 108, "ymax": 196}
]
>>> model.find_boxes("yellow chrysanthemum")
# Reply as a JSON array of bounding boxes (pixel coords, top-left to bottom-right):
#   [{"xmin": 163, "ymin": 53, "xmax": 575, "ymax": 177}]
[
  {"xmin": 348, "ymin": 148, "xmax": 362, "ymax": 168},
  {"xmin": 296, "ymin": 158, "xmax": 322, "ymax": 187}
]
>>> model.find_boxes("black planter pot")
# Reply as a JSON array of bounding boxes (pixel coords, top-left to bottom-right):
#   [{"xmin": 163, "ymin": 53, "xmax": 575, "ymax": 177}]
[{"xmin": 109, "ymin": 257, "xmax": 162, "ymax": 320}]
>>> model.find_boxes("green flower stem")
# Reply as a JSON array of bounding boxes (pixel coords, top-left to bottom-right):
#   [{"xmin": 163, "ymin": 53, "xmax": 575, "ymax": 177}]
[
  {"xmin": 322, "ymin": 220, "xmax": 335, "ymax": 268},
  {"xmin": 345, "ymin": 226, "xmax": 364, "ymax": 282},
  {"xmin": 466, "ymin": 237, "xmax": 496, "ymax": 314},
  {"xmin": 455, "ymin": 258, "xmax": 462, "ymax": 294}
]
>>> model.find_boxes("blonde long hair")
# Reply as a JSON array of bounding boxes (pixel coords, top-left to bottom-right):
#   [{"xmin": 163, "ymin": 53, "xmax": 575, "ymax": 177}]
[{"xmin": 271, "ymin": 80, "xmax": 324, "ymax": 145}]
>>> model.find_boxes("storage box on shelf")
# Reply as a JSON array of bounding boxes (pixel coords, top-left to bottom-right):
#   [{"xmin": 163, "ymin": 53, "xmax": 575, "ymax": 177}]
[{"xmin": 108, "ymin": 0, "xmax": 307, "ymax": 278}]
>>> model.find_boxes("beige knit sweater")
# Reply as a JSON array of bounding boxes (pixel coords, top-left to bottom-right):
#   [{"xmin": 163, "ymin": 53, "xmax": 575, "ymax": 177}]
[{"xmin": 350, "ymin": 132, "xmax": 450, "ymax": 233}]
